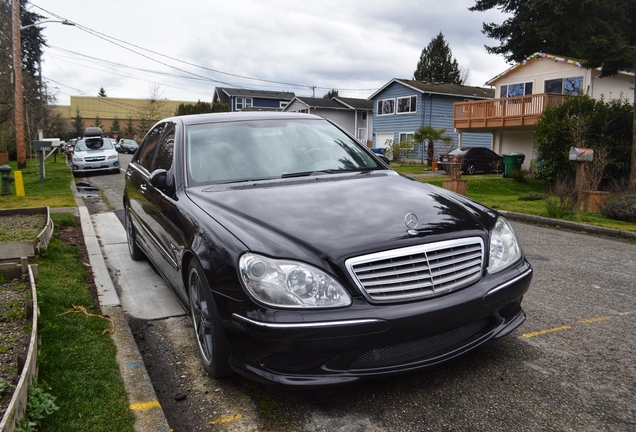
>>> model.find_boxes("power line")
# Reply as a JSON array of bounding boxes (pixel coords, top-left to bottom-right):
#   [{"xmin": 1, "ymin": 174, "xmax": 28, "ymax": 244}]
[{"xmin": 30, "ymin": 2, "xmax": 378, "ymax": 94}]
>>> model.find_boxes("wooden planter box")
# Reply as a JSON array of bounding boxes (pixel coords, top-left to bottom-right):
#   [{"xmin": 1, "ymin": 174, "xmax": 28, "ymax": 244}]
[
  {"xmin": 580, "ymin": 191, "xmax": 609, "ymax": 213},
  {"xmin": 442, "ymin": 179, "xmax": 468, "ymax": 195},
  {"xmin": 0, "ymin": 207, "xmax": 53, "ymax": 278}
]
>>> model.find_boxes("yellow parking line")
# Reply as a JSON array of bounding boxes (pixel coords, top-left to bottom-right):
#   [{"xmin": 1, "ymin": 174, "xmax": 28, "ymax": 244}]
[
  {"xmin": 522, "ymin": 325, "xmax": 572, "ymax": 338},
  {"xmin": 579, "ymin": 316, "xmax": 611, "ymax": 323},
  {"xmin": 130, "ymin": 400, "xmax": 162, "ymax": 411},
  {"xmin": 208, "ymin": 413, "xmax": 243, "ymax": 425}
]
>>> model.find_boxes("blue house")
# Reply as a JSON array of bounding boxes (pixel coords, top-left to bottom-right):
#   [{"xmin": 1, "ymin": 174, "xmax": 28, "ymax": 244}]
[
  {"xmin": 213, "ymin": 88, "xmax": 296, "ymax": 112},
  {"xmin": 369, "ymin": 79, "xmax": 495, "ymax": 161}
]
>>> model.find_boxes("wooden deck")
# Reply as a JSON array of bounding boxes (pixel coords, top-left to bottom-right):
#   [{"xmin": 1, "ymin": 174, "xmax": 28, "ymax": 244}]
[{"xmin": 453, "ymin": 93, "xmax": 567, "ymax": 129}]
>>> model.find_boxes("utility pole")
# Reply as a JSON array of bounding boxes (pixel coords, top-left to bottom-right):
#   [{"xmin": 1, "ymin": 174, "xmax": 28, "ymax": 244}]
[{"xmin": 12, "ymin": 0, "xmax": 26, "ymax": 169}]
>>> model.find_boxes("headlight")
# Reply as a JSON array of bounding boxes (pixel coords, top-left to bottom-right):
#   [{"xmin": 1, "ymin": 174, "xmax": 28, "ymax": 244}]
[
  {"xmin": 107, "ymin": 154, "xmax": 118, "ymax": 160},
  {"xmin": 72, "ymin": 156, "xmax": 83, "ymax": 162},
  {"xmin": 239, "ymin": 253, "xmax": 351, "ymax": 308},
  {"xmin": 488, "ymin": 217, "xmax": 522, "ymax": 274}
]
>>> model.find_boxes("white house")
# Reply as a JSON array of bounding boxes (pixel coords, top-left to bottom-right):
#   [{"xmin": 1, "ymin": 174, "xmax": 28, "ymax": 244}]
[
  {"xmin": 453, "ymin": 53, "xmax": 635, "ymax": 169},
  {"xmin": 283, "ymin": 97, "xmax": 374, "ymax": 146}
]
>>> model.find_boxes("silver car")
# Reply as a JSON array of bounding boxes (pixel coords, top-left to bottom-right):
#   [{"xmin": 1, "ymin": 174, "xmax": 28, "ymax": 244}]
[{"xmin": 71, "ymin": 137, "xmax": 120, "ymax": 177}]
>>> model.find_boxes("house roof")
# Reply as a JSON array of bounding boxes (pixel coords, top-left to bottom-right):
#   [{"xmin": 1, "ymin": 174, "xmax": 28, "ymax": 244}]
[
  {"xmin": 214, "ymin": 87, "xmax": 296, "ymax": 102},
  {"xmin": 284, "ymin": 96, "xmax": 373, "ymax": 112},
  {"xmin": 333, "ymin": 97, "xmax": 374, "ymax": 111},
  {"xmin": 369, "ymin": 79, "xmax": 495, "ymax": 100},
  {"xmin": 485, "ymin": 53, "xmax": 585, "ymax": 86},
  {"xmin": 288, "ymin": 97, "xmax": 350, "ymax": 110},
  {"xmin": 485, "ymin": 52, "xmax": 635, "ymax": 86}
]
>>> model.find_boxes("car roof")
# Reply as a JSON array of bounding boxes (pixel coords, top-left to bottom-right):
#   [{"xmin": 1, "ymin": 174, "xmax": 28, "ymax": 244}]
[{"xmin": 165, "ymin": 111, "xmax": 323, "ymax": 127}]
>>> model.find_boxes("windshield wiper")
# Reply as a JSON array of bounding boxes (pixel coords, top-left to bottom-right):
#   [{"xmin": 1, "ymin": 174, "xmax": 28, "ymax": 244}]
[{"xmin": 281, "ymin": 170, "xmax": 335, "ymax": 178}]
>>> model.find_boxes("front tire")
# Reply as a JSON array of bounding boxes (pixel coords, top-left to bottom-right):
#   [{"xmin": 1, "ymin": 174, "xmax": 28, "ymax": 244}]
[
  {"xmin": 466, "ymin": 164, "xmax": 475, "ymax": 175},
  {"xmin": 125, "ymin": 206, "xmax": 145, "ymax": 261},
  {"xmin": 188, "ymin": 260, "xmax": 232, "ymax": 378}
]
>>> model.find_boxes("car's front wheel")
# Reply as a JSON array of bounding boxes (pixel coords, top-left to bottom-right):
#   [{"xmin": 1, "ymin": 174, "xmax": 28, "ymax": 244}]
[
  {"xmin": 188, "ymin": 260, "xmax": 232, "ymax": 378},
  {"xmin": 466, "ymin": 164, "xmax": 475, "ymax": 175},
  {"xmin": 125, "ymin": 206, "xmax": 145, "ymax": 261}
]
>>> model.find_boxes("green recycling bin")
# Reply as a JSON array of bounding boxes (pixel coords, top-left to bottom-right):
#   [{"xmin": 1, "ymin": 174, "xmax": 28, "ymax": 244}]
[{"xmin": 503, "ymin": 153, "xmax": 525, "ymax": 177}]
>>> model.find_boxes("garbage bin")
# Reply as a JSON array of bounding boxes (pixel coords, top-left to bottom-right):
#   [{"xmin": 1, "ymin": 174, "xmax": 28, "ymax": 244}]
[{"xmin": 503, "ymin": 153, "xmax": 525, "ymax": 177}]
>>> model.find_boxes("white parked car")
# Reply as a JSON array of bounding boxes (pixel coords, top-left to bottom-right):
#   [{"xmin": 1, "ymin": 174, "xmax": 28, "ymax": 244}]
[{"xmin": 71, "ymin": 128, "xmax": 120, "ymax": 177}]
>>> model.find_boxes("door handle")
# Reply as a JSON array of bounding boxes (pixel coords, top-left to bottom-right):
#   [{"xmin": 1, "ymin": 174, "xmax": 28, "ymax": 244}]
[{"xmin": 140, "ymin": 183, "xmax": 147, "ymax": 194}]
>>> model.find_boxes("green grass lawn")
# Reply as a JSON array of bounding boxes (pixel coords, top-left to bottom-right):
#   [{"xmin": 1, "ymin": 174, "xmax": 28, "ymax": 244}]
[
  {"xmin": 0, "ymin": 156, "xmax": 75, "ymax": 209},
  {"xmin": 1, "ymin": 158, "xmax": 133, "ymax": 430},
  {"xmin": 35, "ymin": 214, "xmax": 135, "ymax": 431},
  {"xmin": 393, "ymin": 167, "xmax": 636, "ymax": 233}
]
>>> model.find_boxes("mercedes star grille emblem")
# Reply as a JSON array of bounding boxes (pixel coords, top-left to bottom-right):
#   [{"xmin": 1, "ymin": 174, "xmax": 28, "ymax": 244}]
[{"xmin": 404, "ymin": 213, "xmax": 419, "ymax": 230}]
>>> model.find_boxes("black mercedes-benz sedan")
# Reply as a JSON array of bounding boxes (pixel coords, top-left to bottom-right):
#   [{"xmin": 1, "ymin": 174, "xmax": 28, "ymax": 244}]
[{"xmin": 123, "ymin": 112, "xmax": 532, "ymax": 386}]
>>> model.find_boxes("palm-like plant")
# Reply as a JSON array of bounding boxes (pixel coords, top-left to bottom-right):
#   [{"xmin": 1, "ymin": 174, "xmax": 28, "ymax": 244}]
[{"xmin": 413, "ymin": 126, "xmax": 452, "ymax": 167}]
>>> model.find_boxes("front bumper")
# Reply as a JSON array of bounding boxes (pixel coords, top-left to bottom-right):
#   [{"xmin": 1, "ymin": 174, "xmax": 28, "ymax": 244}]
[
  {"xmin": 224, "ymin": 261, "xmax": 532, "ymax": 386},
  {"xmin": 73, "ymin": 159, "xmax": 120, "ymax": 174}
]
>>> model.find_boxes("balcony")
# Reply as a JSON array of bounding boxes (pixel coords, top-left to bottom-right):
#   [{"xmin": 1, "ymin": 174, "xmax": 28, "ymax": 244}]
[{"xmin": 453, "ymin": 93, "xmax": 567, "ymax": 130}]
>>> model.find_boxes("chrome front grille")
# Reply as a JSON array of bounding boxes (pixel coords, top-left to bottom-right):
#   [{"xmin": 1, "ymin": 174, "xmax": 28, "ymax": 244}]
[
  {"xmin": 346, "ymin": 238, "xmax": 484, "ymax": 303},
  {"xmin": 85, "ymin": 156, "xmax": 106, "ymax": 162}
]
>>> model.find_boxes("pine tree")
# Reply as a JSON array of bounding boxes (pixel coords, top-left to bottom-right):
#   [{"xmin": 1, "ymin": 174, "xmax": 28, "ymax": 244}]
[
  {"xmin": 98, "ymin": 87, "xmax": 107, "ymax": 97},
  {"xmin": 72, "ymin": 108, "xmax": 84, "ymax": 137},
  {"xmin": 414, "ymin": 33, "xmax": 464, "ymax": 84}
]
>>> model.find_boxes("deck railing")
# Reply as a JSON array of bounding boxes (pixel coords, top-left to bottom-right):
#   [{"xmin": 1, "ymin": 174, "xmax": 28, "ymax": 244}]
[{"xmin": 453, "ymin": 93, "xmax": 567, "ymax": 129}]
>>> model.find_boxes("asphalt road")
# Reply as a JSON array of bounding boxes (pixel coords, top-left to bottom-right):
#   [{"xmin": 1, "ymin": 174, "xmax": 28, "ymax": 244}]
[{"xmin": 77, "ymin": 164, "xmax": 636, "ymax": 431}]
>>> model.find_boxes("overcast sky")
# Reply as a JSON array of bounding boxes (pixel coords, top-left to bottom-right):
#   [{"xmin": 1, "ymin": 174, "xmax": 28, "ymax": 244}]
[{"xmin": 29, "ymin": 0, "xmax": 512, "ymax": 106}]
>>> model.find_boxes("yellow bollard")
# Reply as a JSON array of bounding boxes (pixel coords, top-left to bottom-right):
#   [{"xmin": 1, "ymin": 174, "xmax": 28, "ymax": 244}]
[{"xmin": 14, "ymin": 171, "xmax": 25, "ymax": 196}]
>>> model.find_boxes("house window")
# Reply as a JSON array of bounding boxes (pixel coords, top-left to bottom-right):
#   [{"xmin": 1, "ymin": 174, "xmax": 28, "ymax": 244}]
[
  {"xmin": 235, "ymin": 97, "xmax": 253, "ymax": 110},
  {"xmin": 279, "ymin": 101, "xmax": 288, "ymax": 109},
  {"xmin": 361, "ymin": 111, "xmax": 367, "ymax": 121},
  {"xmin": 298, "ymin": 108, "xmax": 309, "ymax": 113},
  {"xmin": 398, "ymin": 132, "xmax": 414, "ymax": 144},
  {"xmin": 544, "ymin": 76, "xmax": 583, "ymax": 95},
  {"xmin": 377, "ymin": 98, "xmax": 395, "ymax": 115},
  {"xmin": 500, "ymin": 82, "xmax": 533, "ymax": 98},
  {"xmin": 397, "ymin": 96, "xmax": 417, "ymax": 114},
  {"xmin": 357, "ymin": 128, "xmax": 367, "ymax": 141}
]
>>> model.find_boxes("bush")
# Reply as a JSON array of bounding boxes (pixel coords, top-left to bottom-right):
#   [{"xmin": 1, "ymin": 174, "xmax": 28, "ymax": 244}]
[
  {"xmin": 511, "ymin": 169, "xmax": 526, "ymax": 183},
  {"xmin": 600, "ymin": 193, "xmax": 636, "ymax": 222},
  {"xmin": 544, "ymin": 177, "xmax": 576, "ymax": 218},
  {"xmin": 534, "ymin": 95, "xmax": 633, "ymax": 186},
  {"xmin": 518, "ymin": 192, "xmax": 547, "ymax": 201}
]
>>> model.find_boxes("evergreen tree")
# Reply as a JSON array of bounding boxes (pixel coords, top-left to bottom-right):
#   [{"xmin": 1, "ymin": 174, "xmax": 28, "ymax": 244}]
[
  {"xmin": 470, "ymin": 0, "xmax": 636, "ymax": 187},
  {"xmin": 124, "ymin": 116, "xmax": 135, "ymax": 139},
  {"xmin": 414, "ymin": 33, "xmax": 464, "ymax": 84},
  {"xmin": 211, "ymin": 101, "xmax": 230, "ymax": 112},
  {"xmin": 110, "ymin": 117, "xmax": 120, "ymax": 135},
  {"xmin": 72, "ymin": 108, "xmax": 84, "ymax": 137},
  {"xmin": 93, "ymin": 114, "xmax": 104, "ymax": 130},
  {"xmin": 98, "ymin": 87, "xmax": 107, "ymax": 97},
  {"xmin": 323, "ymin": 89, "xmax": 339, "ymax": 99},
  {"xmin": 175, "ymin": 100, "xmax": 213, "ymax": 116}
]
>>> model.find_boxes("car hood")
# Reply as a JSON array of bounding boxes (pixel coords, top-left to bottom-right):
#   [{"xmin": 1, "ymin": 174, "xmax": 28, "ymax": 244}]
[{"xmin": 186, "ymin": 171, "xmax": 498, "ymax": 265}]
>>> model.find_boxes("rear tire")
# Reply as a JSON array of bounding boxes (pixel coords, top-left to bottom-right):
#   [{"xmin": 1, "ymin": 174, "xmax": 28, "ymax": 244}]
[
  {"xmin": 466, "ymin": 164, "xmax": 475, "ymax": 175},
  {"xmin": 125, "ymin": 206, "xmax": 146, "ymax": 261},
  {"xmin": 188, "ymin": 259, "xmax": 232, "ymax": 378}
]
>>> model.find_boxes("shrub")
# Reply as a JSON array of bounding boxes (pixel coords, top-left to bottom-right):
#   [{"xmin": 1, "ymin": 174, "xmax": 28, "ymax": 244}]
[
  {"xmin": 518, "ymin": 192, "xmax": 547, "ymax": 201},
  {"xmin": 600, "ymin": 193, "xmax": 636, "ymax": 222},
  {"xmin": 544, "ymin": 177, "xmax": 576, "ymax": 218},
  {"xmin": 511, "ymin": 169, "xmax": 526, "ymax": 183}
]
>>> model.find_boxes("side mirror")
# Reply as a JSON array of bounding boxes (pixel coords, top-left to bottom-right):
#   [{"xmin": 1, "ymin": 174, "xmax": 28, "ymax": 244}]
[
  {"xmin": 149, "ymin": 169, "xmax": 174, "ymax": 196},
  {"xmin": 378, "ymin": 155, "xmax": 391, "ymax": 166}
]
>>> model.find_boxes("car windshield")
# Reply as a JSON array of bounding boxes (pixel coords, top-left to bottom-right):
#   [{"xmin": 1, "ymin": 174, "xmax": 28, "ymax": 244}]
[
  {"xmin": 449, "ymin": 148, "xmax": 468, "ymax": 156},
  {"xmin": 75, "ymin": 138, "xmax": 114, "ymax": 151},
  {"xmin": 186, "ymin": 119, "xmax": 381, "ymax": 185}
]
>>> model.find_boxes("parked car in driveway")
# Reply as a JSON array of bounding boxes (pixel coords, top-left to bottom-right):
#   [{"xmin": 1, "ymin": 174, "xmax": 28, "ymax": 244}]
[
  {"xmin": 124, "ymin": 112, "xmax": 532, "ymax": 386},
  {"xmin": 119, "ymin": 139, "xmax": 139, "ymax": 154},
  {"xmin": 438, "ymin": 147, "xmax": 503, "ymax": 175},
  {"xmin": 71, "ymin": 127, "xmax": 120, "ymax": 177}
]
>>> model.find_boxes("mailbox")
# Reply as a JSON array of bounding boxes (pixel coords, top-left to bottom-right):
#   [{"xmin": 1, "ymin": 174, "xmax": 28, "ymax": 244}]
[{"xmin": 569, "ymin": 147, "xmax": 594, "ymax": 162}]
